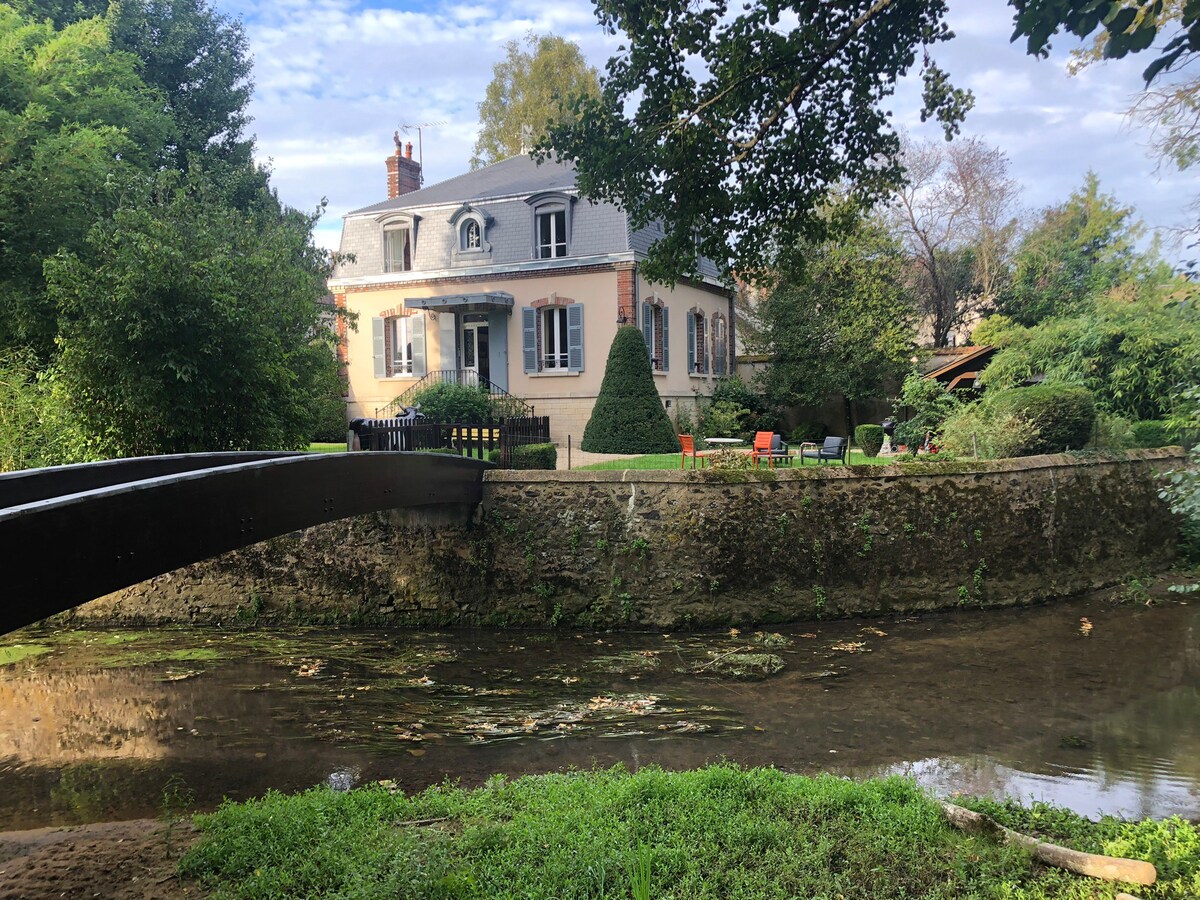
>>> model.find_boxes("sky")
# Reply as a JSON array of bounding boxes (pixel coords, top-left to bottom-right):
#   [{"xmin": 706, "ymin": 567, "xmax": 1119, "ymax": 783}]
[{"xmin": 211, "ymin": 0, "xmax": 1197, "ymax": 262}]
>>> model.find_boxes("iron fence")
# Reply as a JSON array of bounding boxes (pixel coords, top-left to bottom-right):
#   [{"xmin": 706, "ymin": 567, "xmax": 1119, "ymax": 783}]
[{"xmin": 350, "ymin": 416, "xmax": 550, "ymax": 467}]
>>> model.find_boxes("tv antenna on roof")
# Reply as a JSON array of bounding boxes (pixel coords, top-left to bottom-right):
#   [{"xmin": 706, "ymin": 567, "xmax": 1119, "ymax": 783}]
[{"xmin": 399, "ymin": 121, "xmax": 446, "ymax": 184}]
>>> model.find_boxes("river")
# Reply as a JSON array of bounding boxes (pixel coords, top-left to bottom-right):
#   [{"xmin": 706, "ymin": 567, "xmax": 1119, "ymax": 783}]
[{"xmin": 0, "ymin": 593, "xmax": 1196, "ymax": 831}]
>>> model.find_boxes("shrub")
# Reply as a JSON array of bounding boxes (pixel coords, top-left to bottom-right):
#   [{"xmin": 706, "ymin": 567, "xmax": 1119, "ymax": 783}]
[
  {"xmin": 1091, "ymin": 413, "xmax": 1135, "ymax": 451},
  {"xmin": 486, "ymin": 448, "xmax": 503, "ymax": 464},
  {"xmin": 854, "ymin": 424, "xmax": 884, "ymax": 457},
  {"xmin": 672, "ymin": 405, "xmax": 696, "ymax": 437},
  {"xmin": 581, "ymin": 326, "xmax": 679, "ymax": 453},
  {"xmin": 892, "ymin": 373, "xmax": 961, "ymax": 450},
  {"xmin": 789, "ymin": 422, "xmax": 829, "ymax": 445},
  {"xmin": 701, "ymin": 401, "xmax": 749, "ymax": 438},
  {"xmin": 707, "ymin": 447, "xmax": 752, "ymax": 469},
  {"xmin": 410, "ymin": 382, "xmax": 492, "ymax": 423},
  {"xmin": 941, "ymin": 402, "xmax": 1037, "ymax": 460},
  {"xmin": 510, "ymin": 443, "xmax": 557, "ymax": 470},
  {"xmin": 986, "ymin": 384, "xmax": 1095, "ymax": 455},
  {"xmin": 1130, "ymin": 419, "xmax": 1176, "ymax": 448}
]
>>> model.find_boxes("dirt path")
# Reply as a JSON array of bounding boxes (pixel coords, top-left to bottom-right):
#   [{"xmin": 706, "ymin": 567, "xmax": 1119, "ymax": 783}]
[{"xmin": 0, "ymin": 819, "xmax": 203, "ymax": 899}]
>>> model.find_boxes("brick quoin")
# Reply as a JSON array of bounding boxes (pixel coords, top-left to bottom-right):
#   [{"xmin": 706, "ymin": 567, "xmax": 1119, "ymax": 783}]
[
  {"xmin": 616, "ymin": 263, "xmax": 636, "ymax": 325},
  {"xmin": 334, "ymin": 292, "xmax": 348, "ymax": 373}
]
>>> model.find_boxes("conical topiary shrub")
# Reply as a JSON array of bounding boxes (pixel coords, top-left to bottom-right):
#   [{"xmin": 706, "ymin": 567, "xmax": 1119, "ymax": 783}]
[{"xmin": 581, "ymin": 326, "xmax": 681, "ymax": 453}]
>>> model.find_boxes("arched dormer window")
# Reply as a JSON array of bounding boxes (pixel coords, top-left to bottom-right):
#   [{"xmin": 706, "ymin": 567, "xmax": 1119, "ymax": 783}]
[
  {"xmin": 375, "ymin": 211, "xmax": 420, "ymax": 274},
  {"xmin": 448, "ymin": 204, "xmax": 492, "ymax": 264},
  {"xmin": 525, "ymin": 191, "xmax": 576, "ymax": 260}
]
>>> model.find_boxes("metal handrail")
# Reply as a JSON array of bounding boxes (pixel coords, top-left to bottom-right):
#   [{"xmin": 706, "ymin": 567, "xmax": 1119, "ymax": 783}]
[{"xmin": 376, "ymin": 370, "xmax": 534, "ymax": 418}]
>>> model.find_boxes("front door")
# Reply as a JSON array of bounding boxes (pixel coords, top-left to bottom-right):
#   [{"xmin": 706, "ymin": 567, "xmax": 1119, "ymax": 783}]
[{"xmin": 461, "ymin": 317, "xmax": 490, "ymax": 385}]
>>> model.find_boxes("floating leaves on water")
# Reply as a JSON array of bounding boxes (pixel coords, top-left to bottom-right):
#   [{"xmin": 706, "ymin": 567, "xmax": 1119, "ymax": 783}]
[
  {"xmin": 409, "ymin": 676, "xmax": 435, "ymax": 687},
  {"xmin": 698, "ymin": 652, "xmax": 785, "ymax": 679},
  {"xmin": 861, "ymin": 626, "xmax": 887, "ymax": 637},
  {"xmin": 799, "ymin": 633, "xmax": 817, "ymax": 639},
  {"xmin": 752, "ymin": 631, "xmax": 790, "ymax": 648},
  {"xmin": 728, "ymin": 628, "xmax": 741, "ymax": 637},
  {"xmin": 1079, "ymin": 617, "xmax": 1093, "ymax": 636},
  {"xmin": 591, "ymin": 652, "xmax": 661, "ymax": 675},
  {"xmin": 656, "ymin": 721, "xmax": 710, "ymax": 733},
  {"xmin": 589, "ymin": 695, "xmax": 659, "ymax": 714},
  {"xmin": 295, "ymin": 659, "xmax": 326, "ymax": 677},
  {"xmin": 831, "ymin": 641, "xmax": 868, "ymax": 653}
]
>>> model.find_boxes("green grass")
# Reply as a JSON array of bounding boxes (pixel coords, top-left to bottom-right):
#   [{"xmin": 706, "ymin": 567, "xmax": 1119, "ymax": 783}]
[
  {"xmin": 179, "ymin": 764, "xmax": 1198, "ymax": 899},
  {"xmin": 0, "ymin": 643, "xmax": 51, "ymax": 666},
  {"xmin": 579, "ymin": 449, "xmax": 891, "ymax": 470},
  {"xmin": 307, "ymin": 442, "xmax": 346, "ymax": 453}
]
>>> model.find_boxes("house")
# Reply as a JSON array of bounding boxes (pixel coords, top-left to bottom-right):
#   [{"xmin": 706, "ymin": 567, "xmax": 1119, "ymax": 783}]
[{"xmin": 330, "ymin": 136, "xmax": 734, "ymax": 444}]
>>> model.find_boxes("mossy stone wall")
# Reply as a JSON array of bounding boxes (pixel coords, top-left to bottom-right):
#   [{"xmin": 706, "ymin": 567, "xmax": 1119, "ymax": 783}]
[{"xmin": 72, "ymin": 449, "xmax": 1185, "ymax": 628}]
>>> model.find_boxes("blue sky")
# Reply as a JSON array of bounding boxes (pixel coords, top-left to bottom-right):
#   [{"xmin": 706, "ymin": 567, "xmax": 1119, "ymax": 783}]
[{"xmin": 212, "ymin": 0, "xmax": 1196, "ymax": 262}]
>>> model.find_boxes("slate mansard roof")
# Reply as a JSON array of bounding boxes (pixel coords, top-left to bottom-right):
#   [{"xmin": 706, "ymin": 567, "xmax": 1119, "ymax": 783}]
[{"xmin": 335, "ymin": 155, "xmax": 723, "ymax": 282}]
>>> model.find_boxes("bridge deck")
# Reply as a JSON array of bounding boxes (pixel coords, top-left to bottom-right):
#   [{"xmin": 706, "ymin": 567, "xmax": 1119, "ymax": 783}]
[{"xmin": 0, "ymin": 452, "xmax": 490, "ymax": 635}]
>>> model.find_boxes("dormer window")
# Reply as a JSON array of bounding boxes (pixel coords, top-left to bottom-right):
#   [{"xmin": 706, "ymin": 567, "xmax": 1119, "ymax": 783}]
[
  {"xmin": 526, "ymin": 191, "xmax": 575, "ymax": 261},
  {"xmin": 448, "ymin": 204, "xmax": 492, "ymax": 265},
  {"xmin": 462, "ymin": 219, "xmax": 481, "ymax": 250},
  {"xmin": 384, "ymin": 225, "xmax": 411, "ymax": 272},
  {"xmin": 376, "ymin": 211, "xmax": 419, "ymax": 275}
]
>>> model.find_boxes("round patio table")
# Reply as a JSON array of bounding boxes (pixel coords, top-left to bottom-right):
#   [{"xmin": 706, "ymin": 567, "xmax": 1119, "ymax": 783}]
[{"xmin": 704, "ymin": 437, "xmax": 744, "ymax": 445}]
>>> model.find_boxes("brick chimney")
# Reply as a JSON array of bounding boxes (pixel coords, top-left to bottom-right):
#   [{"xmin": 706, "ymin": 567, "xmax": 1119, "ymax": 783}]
[{"xmin": 385, "ymin": 130, "xmax": 422, "ymax": 199}]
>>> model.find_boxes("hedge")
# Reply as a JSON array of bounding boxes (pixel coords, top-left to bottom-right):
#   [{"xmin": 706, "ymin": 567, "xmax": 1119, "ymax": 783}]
[
  {"xmin": 986, "ymin": 384, "xmax": 1096, "ymax": 455},
  {"xmin": 854, "ymin": 424, "xmax": 885, "ymax": 458},
  {"xmin": 510, "ymin": 443, "xmax": 557, "ymax": 470}
]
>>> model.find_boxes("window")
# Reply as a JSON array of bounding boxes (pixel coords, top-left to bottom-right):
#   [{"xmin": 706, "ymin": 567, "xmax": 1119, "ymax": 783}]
[
  {"xmin": 641, "ymin": 300, "xmax": 669, "ymax": 372},
  {"xmin": 687, "ymin": 310, "xmax": 708, "ymax": 374},
  {"xmin": 712, "ymin": 314, "xmax": 728, "ymax": 376},
  {"xmin": 391, "ymin": 316, "xmax": 414, "ymax": 375},
  {"xmin": 526, "ymin": 191, "xmax": 575, "ymax": 260},
  {"xmin": 541, "ymin": 307, "xmax": 569, "ymax": 369},
  {"xmin": 462, "ymin": 219, "xmax": 481, "ymax": 250},
  {"xmin": 522, "ymin": 302, "xmax": 583, "ymax": 373},
  {"xmin": 372, "ymin": 314, "xmax": 426, "ymax": 378},
  {"xmin": 384, "ymin": 226, "xmax": 411, "ymax": 273},
  {"xmin": 537, "ymin": 210, "xmax": 567, "ymax": 259}
]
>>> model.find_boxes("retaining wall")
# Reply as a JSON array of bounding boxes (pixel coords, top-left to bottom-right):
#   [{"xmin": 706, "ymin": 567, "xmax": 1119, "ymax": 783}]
[{"xmin": 71, "ymin": 449, "xmax": 1186, "ymax": 628}]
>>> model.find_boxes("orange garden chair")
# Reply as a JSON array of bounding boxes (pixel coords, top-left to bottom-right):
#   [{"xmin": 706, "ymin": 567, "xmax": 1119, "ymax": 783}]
[{"xmin": 679, "ymin": 435, "xmax": 709, "ymax": 469}]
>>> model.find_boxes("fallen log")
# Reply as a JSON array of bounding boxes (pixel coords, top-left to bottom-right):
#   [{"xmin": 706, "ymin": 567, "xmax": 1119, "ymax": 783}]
[{"xmin": 940, "ymin": 801, "xmax": 1157, "ymax": 887}]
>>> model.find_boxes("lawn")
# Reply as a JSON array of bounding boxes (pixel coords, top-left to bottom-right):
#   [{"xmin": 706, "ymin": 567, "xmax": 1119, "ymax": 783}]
[
  {"xmin": 579, "ymin": 448, "xmax": 891, "ymax": 470},
  {"xmin": 179, "ymin": 764, "xmax": 1198, "ymax": 899},
  {"xmin": 307, "ymin": 442, "xmax": 346, "ymax": 453}
]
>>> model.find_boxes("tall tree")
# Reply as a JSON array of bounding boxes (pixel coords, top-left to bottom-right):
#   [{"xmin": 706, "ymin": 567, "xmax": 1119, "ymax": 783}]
[
  {"xmin": 887, "ymin": 136, "xmax": 1021, "ymax": 347},
  {"xmin": 0, "ymin": 7, "xmax": 170, "ymax": 357},
  {"xmin": 546, "ymin": 0, "xmax": 1194, "ymax": 282},
  {"xmin": 996, "ymin": 173, "xmax": 1157, "ymax": 326},
  {"xmin": 748, "ymin": 215, "xmax": 917, "ymax": 433},
  {"xmin": 45, "ymin": 172, "xmax": 339, "ymax": 457},
  {"xmin": 471, "ymin": 33, "xmax": 600, "ymax": 169}
]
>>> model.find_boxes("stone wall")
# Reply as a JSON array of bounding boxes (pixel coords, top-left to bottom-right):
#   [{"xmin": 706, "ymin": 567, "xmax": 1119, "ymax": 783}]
[{"xmin": 70, "ymin": 449, "xmax": 1186, "ymax": 629}]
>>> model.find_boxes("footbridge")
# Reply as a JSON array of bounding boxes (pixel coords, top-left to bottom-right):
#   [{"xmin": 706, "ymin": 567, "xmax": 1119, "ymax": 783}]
[{"xmin": 0, "ymin": 451, "xmax": 491, "ymax": 635}]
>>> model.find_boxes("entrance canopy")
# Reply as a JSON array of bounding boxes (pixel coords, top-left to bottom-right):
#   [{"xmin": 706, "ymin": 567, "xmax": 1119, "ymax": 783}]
[{"xmin": 404, "ymin": 292, "xmax": 513, "ymax": 315}]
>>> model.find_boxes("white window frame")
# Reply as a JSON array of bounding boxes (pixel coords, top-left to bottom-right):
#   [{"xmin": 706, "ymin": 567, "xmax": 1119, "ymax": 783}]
[
  {"xmin": 526, "ymin": 191, "xmax": 575, "ymax": 261},
  {"xmin": 541, "ymin": 306, "xmax": 570, "ymax": 370},
  {"xmin": 391, "ymin": 316, "xmax": 414, "ymax": 375}
]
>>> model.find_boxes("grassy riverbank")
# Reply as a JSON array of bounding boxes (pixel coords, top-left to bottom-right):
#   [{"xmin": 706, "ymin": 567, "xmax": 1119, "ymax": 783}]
[{"xmin": 180, "ymin": 765, "xmax": 1199, "ymax": 899}]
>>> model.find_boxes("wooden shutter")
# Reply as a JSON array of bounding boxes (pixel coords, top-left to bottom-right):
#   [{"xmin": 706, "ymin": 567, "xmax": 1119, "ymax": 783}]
[
  {"xmin": 410, "ymin": 314, "xmax": 426, "ymax": 377},
  {"xmin": 372, "ymin": 317, "xmax": 386, "ymax": 378},
  {"xmin": 642, "ymin": 301, "xmax": 653, "ymax": 358},
  {"xmin": 686, "ymin": 312, "xmax": 696, "ymax": 373},
  {"xmin": 522, "ymin": 307, "xmax": 537, "ymax": 373},
  {"xmin": 661, "ymin": 306, "xmax": 669, "ymax": 372},
  {"xmin": 567, "ymin": 303, "xmax": 584, "ymax": 372}
]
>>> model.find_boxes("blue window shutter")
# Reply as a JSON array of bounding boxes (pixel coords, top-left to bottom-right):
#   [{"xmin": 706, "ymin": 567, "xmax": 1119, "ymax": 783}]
[
  {"xmin": 567, "ymin": 303, "xmax": 584, "ymax": 372},
  {"xmin": 641, "ymin": 301, "xmax": 653, "ymax": 358},
  {"xmin": 522, "ymin": 307, "xmax": 537, "ymax": 373},
  {"xmin": 661, "ymin": 307, "xmax": 669, "ymax": 372},
  {"xmin": 686, "ymin": 312, "xmax": 696, "ymax": 373},
  {"xmin": 411, "ymin": 314, "xmax": 426, "ymax": 377},
  {"xmin": 372, "ymin": 317, "xmax": 386, "ymax": 378}
]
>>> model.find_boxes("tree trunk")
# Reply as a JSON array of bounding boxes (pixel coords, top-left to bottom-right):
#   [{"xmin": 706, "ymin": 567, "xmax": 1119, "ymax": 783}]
[{"xmin": 940, "ymin": 802, "xmax": 1157, "ymax": 886}]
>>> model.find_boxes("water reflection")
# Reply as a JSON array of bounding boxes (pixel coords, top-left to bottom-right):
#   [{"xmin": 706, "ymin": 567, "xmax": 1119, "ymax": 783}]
[{"xmin": 0, "ymin": 597, "xmax": 1197, "ymax": 830}]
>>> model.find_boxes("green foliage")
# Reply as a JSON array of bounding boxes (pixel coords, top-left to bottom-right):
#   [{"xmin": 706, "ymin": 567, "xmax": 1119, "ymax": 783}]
[
  {"xmin": 702, "ymin": 377, "xmax": 777, "ymax": 434},
  {"xmin": 1161, "ymin": 386, "xmax": 1200, "ymax": 561},
  {"xmin": 893, "ymin": 374, "xmax": 962, "ymax": 450},
  {"xmin": 1131, "ymin": 419, "xmax": 1178, "ymax": 448},
  {"xmin": 995, "ymin": 173, "xmax": 1157, "ymax": 326},
  {"xmin": 45, "ymin": 172, "xmax": 338, "ymax": 456},
  {"xmin": 788, "ymin": 422, "xmax": 829, "ymax": 445},
  {"xmin": 0, "ymin": 7, "xmax": 172, "ymax": 356},
  {"xmin": 180, "ymin": 764, "xmax": 1200, "ymax": 899},
  {"xmin": 543, "ymin": 2, "xmax": 971, "ymax": 282},
  {"xmin": 980, "ymin": 287, "xmax": 1200, "ymax": 421},
  {"xmin": 581, "ymin": 326, "xmax": 679, "ymax": 454},
  {"xmin": 749, "ymin": 216, "xmax": 917, "ymax": 409},
  {"xmin": 986, "ymin": 385, "xmax": 1096, "ymax": 455},
  {"xmin": 941, "ymin": 401, "xmax": 1038, "ymax": 460},
  {"xmin": 409, "ymin": 382, "xmax": 492, "ymax": 423},
  {"xmin": 854, "ymin": 424, "xmax": 884, "ymax": 458},
  {"xmin": 510, "ymin": 443, "xmax": 557, "ymax": 470},
  {"xmin": 0, "ymin": 348, "xmax": 88, "ymax": 470},
  {"xmin": 700, "ymin": 401, "xmax": 748, "ymax": 439},
  {"xmin": 1091, "ymin": 412, "xmax": 1136, "ymax": 451},
  {"xmin": 471, "ymin": 33, "xmax": 600, "ymax": 169}
]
